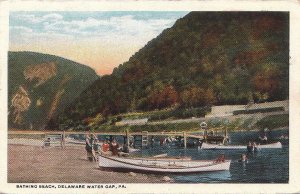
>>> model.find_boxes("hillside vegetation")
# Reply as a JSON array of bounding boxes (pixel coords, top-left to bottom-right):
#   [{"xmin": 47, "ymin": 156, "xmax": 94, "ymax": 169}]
[
  {"xmin": 8, "ymin": 51, "xmax": 99, "ymax": 129},
  {"xmin": 55, "ymin": 12, "xmax": 289, "ymax": 130}
]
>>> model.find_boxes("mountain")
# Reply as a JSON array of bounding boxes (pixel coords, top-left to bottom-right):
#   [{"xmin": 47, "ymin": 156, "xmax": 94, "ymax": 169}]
[
  {"xmin": 56, "ymin": 12, "xmax": 289, "ymax": 129},
  {"xmin": 8, "ymin": 51, "xmax": 99, "ymax": 129}
]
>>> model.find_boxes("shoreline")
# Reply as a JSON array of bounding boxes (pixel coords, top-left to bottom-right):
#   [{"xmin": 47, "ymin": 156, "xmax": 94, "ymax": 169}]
[{"xmin": 8, "ymin": 144, "xmax": 165, "ymax": 183}]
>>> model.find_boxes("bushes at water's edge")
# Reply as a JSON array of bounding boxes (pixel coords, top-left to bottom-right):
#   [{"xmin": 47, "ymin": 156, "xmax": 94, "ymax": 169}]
[{"xmin": 255, "ymin": 114, "xmax": 289, "ymax": 129}]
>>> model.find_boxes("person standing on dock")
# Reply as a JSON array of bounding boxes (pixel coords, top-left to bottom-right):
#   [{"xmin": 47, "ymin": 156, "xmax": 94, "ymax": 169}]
[{"xmin": 150, "ymin": 136, "xmax": 155, "ymax": 148}]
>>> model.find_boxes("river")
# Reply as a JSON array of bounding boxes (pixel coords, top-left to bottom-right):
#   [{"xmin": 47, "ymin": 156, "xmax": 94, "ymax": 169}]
[
  {"xmin": 72, "ymin": 129, "xmax": 289, "ymax": 183},
  {"xmin": 137, "ymin": 129, "xmax": 289, "ymax": 183}
]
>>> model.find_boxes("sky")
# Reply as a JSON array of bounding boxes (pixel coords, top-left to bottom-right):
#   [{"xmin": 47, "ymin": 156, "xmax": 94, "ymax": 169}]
[{"xmin": 9, "ymin": 11, "xmax": 188, "ymax": 75}]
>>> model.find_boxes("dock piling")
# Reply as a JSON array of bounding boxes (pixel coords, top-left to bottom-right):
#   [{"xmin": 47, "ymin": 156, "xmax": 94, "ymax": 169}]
[
  {"xmin": 183, "ymin": 131, "xmax": 187, "ymax": 149},
  {"xmin": 126, "ymin": 129, "xmax": 130, "ymax": 146},
  {"xmin": 142, "ymin": 131, "xmax": 149, "ymax": 148}
]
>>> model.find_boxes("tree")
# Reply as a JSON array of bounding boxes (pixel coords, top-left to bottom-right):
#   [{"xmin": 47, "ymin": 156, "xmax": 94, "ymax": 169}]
[
  {"xmin": 147, "ymin": 85, "xmax": 178, "ymax": 109},
  {"xmin": 180, "ymin": 86, "xmax": 213, "ymax": 108},
  {"xmin": 252, "ymin": 65, "xmax": 281, "ymax": 102}
]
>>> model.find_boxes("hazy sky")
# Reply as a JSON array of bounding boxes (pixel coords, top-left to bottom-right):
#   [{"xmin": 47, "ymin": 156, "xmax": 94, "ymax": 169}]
[{"xmin": 9, "ymin": 11, "xmax": 188, "ymax": 75}]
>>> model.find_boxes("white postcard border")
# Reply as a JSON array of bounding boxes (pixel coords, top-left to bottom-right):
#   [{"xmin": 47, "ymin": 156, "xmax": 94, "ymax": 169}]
[{"xmin": 1, "ymin": 1, "xmax": 300, "ymax": 193}]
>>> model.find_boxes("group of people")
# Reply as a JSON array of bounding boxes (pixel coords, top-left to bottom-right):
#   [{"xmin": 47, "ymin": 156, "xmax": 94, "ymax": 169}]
[
  {"xmin": 101, "ymin": 138, "xmax": 130, "ymax": 156},
  {"xmin": 85, "ymin": 132, "xmax": 131, "ymax": 162},
  {"xmin": 159, "ymin": 137, "xmax": 172, "ymax": 147}
]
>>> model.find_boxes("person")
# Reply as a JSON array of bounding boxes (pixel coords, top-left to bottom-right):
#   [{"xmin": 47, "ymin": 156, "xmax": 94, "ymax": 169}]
[
  {"xmin": 160, "ymin": 137, "xmax": 164, "ymax": 146},
  {"xmin": 216, "ymin": 154, "xmax": 225, "ymax": 162},
  {"xmin": 85, "ymin": 133, "xmax": 93, "ymax": 161},
  {"xmin": 259, "ymin": 134, "xmax": 268, "ymax": 144},
  {"xmin": 247, "ymin": 141, "xmax": 253, "ymax": 152},
  {"xmin": 239, "ymin": 154, "xmax": 248, "ymax": 162},
  {"xmin": 150, "ymin": 136, "xmax": 155, "ymax": 148},
  {"xmin": 102, "ymin": 140, "xmax": 110, "ymax": 152},
  {"xmin": 122, "ymin": 143, "xmax": 129, "ymax": 153},
  {"xmin": 90, "ymin": 134, "xmax": 98, "ymax": 160},
  {"xmin": 61, "ymin": 133, "xmax": 66, "ymax": 149},
  {"xmin": 163, "ymin": 137, "xmax": 167, "ymax": 145},
  {"xmin": 118, "ymin": 143, "xmax": 130, "ymax": 157},
  {"xmin": 100, "ymin": 139, "xmax": 112, "ymax": 156},
  {"xmin": 252, "ymin": 142, "xmax": 258, "ymax": 153},
  {"xmin": 166, "ymin": 137, "xmax": 171, "ymax": 144},
  {"xmin": 86, "ymin": 132, "xmax": 97, "ymax": 162},
  {"xmin": 110, "ymin": 138, "xmax": 119, "ymax": 156},
  {"xmin": 93, "ymin": 135, "xmax": 100, "ymax": 154},
  {"xmin": 129, "ymin": 140, "xmax": 134, "ymax": 148},
  {"xmin": 197, "ymin": 139, "xmax": 203, "ymax": 149}
]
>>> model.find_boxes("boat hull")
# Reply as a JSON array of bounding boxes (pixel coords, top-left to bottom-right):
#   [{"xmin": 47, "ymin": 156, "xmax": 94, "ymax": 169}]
[
  {"xmin": 201, "ymin": 142, "xmax": 282, "ymax": 150},
  {"xmin": 98, "ymin": 155, "xmax": 231, "ymax": 173}
]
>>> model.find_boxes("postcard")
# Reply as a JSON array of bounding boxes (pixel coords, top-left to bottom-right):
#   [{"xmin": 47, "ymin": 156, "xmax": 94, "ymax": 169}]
[{"xmin": 0, "ymin": 0, "xmax": 300, "ymax": 193}]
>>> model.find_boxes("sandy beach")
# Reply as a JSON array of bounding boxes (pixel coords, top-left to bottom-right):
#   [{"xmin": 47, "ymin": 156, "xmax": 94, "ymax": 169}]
[{"xmin": 8, "ymin": 143, "xmax": 164, "ymax": 183}]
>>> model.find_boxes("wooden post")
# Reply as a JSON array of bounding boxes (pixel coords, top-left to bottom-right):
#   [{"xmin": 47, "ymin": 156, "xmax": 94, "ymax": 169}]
[
  {"xmin": 123, "ymin": 136, "xmax": 126, "ymax": 144},
  {"xmin": 126, "ymin": 129, "xmax": 130, "ymax": 146},
  {"xmin": 183, "ymin": 131, "xmax": 187, "ymax": 149},
  {"xmin": 141, "ymin": 131, "xmax": 148, "ymax": 148}
]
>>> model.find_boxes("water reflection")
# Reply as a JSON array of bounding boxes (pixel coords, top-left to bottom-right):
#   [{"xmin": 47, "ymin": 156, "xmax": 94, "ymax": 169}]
[{"xmin": 173, "ymin": 170, "xmax": 232, "ymax": 183}]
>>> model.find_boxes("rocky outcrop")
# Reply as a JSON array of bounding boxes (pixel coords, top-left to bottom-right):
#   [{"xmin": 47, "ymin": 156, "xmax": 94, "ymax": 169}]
[
  {"xmin": 10, "ymin": 86, "xmax": 31, "ymax": 124},
  {"xmin": 23, "ymin": 62, "xmax": 57, "ymax": 87}
]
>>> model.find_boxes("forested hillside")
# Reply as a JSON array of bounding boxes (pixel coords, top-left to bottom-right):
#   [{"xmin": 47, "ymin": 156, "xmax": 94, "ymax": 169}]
[
  {"xmin": 8, "ymin": 51, "xmax": 99, "ymax": 129},
  {"xmin": 55, "ymin": 12, "xmax": 289, "ymax": 130}
]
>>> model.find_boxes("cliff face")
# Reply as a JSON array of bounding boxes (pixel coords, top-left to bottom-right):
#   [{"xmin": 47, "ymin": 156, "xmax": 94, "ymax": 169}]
[
  {"xmin": 8, "ymin": 51, "xmax": 99, "ymax": 130},
  {"xmin": 23, "ymin": 62, "xmax": 57, "ymax": 87}
]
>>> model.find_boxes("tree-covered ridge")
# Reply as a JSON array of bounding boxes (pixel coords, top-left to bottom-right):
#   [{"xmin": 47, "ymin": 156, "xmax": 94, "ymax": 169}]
[
  {"xmin": 8, "ymin": 51, "xmax": 99, "ymax": 129},
  {"xmin": 57, "ymin": 12, "xmax": 289, "ymax": 129}
]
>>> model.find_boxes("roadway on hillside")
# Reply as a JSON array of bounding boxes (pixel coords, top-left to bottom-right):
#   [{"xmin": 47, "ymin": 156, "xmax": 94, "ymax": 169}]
[{"xmin": 146, "ymin": 111, "xmax": 288, "ymax": 125}]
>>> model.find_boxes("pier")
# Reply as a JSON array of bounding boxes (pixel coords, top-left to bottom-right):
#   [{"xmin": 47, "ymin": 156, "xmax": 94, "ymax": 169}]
[{"xmin": 8, "ymin": 128, "xmax": 228, "ymax": 148}]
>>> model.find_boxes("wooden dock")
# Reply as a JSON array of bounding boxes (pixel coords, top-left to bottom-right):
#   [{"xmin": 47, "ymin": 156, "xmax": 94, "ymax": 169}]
[{"xmin": 8, "ymin": 129, "xmax": 228, "ymax": 148}]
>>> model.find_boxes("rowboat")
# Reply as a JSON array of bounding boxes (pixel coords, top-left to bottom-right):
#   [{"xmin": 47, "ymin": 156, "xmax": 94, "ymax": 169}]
[
  {"xmin": 98, "ymin": 155, "xmax": 231, "ymax": 173},
  {"xmin": 201, "ymin": 141, "xmax": 282, "ymax": 150}
]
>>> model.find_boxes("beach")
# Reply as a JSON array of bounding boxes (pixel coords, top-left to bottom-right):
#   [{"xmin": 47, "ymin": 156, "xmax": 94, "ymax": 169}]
[{"xmin": 8, "ymin": 142, "xmax": 163, "ymax": 183}]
